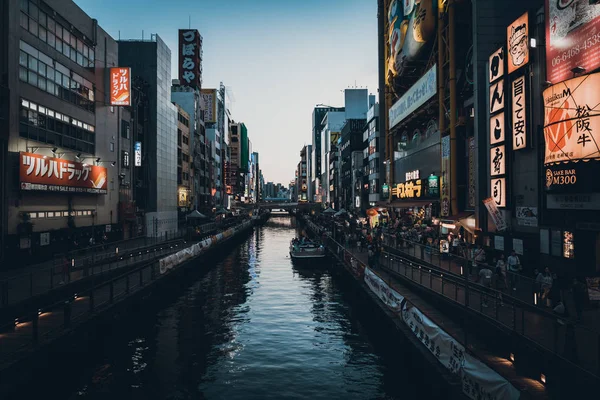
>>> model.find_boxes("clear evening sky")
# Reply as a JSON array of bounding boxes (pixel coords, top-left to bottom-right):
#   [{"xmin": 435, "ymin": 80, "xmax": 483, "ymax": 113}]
[{"xmin": 74, "ymin": 0, "xmax": 378, "ymax": 185}]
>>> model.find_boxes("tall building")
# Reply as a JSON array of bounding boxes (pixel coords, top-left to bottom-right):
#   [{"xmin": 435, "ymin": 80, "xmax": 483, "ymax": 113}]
[
  {"xmin": 118, "ymin": 34, "xmax": 178, "ymax": 237},
  {"xmin": 312, "ymin": 105, "xmax": 344, "ymax": 202},
  {"xmin": 1, "ymin": 0, "xmax": 123, "ymax": 264},
  {"xmin": 364, "ymin": 103, "xmax": 384, "ymax": 207},
  {"xmin": 298, "ymin": 145, "xmax": 308, "ymax": 202},
  {"xmin": 320, "ymin": 111, "xmax": 346, "ymax": 204},
  {"xmin": 175, "ymin": 104, "xmax": 192, "ymax": 214}
]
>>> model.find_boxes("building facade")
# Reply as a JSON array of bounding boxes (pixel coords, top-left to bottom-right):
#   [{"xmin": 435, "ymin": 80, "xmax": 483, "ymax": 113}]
[{"xmin": 175, "ymin": 104, "xmax": 192, "ymax": 216}]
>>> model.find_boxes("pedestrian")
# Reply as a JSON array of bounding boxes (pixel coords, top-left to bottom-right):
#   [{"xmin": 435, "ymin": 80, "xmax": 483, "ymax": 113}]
[
  {"xmin": 470, "ymin": 245, "xmax": 485, "ymax": 276},
  {"xmin": 496, "ymin": 254, "xmax": 506, "ymax": 276},
  {"xmin": 533, "ymin": 268, "xmax": 542, "ymax": 300},
  {"xmin": 539, "ymin": 267, "xmax": 553, "ymax": 306},
  {"xmin": 572, "ymin": 278, "xmax": 587, "ymax": 322},
  {"xmin": 478, "ymin": 263, "xmax": 493, "ymax": 307},
  {"xmin": 492, "ymin": 266, "xmax": 508, "ymax": 306},
  {"xmin": 507, "ymin": 250, "xmax": 522, "ymax": 291}
]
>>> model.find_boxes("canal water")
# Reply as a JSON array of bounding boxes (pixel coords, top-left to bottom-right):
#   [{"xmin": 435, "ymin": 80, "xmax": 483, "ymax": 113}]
[{"xmin": 38, "ymin": 217, "xmax": 427, "ymax": 399}]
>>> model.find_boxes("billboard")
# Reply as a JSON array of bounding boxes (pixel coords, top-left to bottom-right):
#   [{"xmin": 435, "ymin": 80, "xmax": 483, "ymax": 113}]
[
  {"xmin": 506, "ymin": 12, "xmax": 529, "ymax": 74},
  {"xmin": 178, "ymin": 29, "xmax": 202, "ymax": 89},
  {"xmin": 134, "ymin": 142, "xmax": 142, "ymax": 166},
  {"xmin": 546, "ymin": 1, "xmax": 600, "ymax": 84},
  {"xmin": 389, "ymin": 65, "xmax": 437, "ymax": 129},
  {"xmin": 201, "ymin": 89, "xmax": 217, "ymax": 123},
  {"xmin": 20, "ymin": 152, "xmax": 108, "ymax": 194},
  {"xmin": 109, "ymin": 67, "xmax": 131, "ymax": 106}
]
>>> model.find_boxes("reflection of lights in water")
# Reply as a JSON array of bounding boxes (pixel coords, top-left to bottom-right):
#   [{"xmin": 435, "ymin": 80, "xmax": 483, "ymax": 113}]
[{"xmin": 127, "ymin": 338, "xmax": 149, "ymax": 374}]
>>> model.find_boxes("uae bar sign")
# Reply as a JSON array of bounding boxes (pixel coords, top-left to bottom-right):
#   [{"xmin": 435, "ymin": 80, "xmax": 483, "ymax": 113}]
[
  {"xmin": 543, "ymin": 72, "xmax": 600, "ymax": 165},
  {"xmin": 178, "ymin": 29, "xmax": 202, "ymax": 89},
  {"xmin": 109, "ymin": 67, "xmax": 131, "ymax": 106},
  {"xmin": 507, "ymin": 12, "xmax": 529, "ymax": 74},
  {"xmin": 546, "ymin": 0, "xmax": 600, "ymax": 84},
  {"xmin": 19, "ymin": 152, "xmax": 108, "ymax": 194},
  {"xmin": 511, "ymin": 75, "xmax": 527, "ymax": 150}
]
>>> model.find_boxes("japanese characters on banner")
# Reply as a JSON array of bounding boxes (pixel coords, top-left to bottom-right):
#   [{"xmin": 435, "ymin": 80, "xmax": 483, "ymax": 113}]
[
  {"xmin": 19, "ymin": 152, "xmax": 108, "ymax": 194},
  {"xmin": 178, "ymin": 29, "xmax": 202, "ymax": 89},
  {"xmin": 201, "ymin": 89, "xmax": 217, "ymax": 123},
  {"xmin": 468, "ymin": 137, "xmax": 476, "ymax": 208},
  {"xmin": 392, "ymin": 175, "xmax": 440, "ymax": 200},
  {"xmin": 364, "ymin": 268, "xmax": 404, "ymax": 313},
  {"xmin": 488, "ymin": 47, "xmax": 508, "ymax": 210},
  {"xmin": 441, "ymin": 135, "xmax": 451, "ymax": 217},
  {"xmin": 511, "ymin": 75, "xmax": 527, "ymax": 150},
  {"xmin": 507, "ymin": 12, "xmax": 529, "ymax": 74},
  {"xmin": 109, "ymin": 67, "xmax": 131, "ymax": 106},
  {"xmin": 545, "ymin": 1, "xmax": 600, "ymax": 84},
  {"xmin": 483, "ymin": 197, "xmax": 508, "ymax": 232},
  {"xmin": 461, "ymin": 353, "xmax": 520, "ymax": 400},
  {"xmin": 134, "ymin": 142, "xmax": 142, "ymax": 167}
]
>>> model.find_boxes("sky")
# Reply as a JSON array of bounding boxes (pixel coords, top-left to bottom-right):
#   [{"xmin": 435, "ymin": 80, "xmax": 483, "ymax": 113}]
[{"xmin": 74, "ymin": 0, "xmax": 378, "ymax": 184}]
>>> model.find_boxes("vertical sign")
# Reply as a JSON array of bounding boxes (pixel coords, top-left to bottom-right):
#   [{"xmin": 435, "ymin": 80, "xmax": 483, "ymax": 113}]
[
  {"xmin": 490, "ymin": 145, "xmax": 506, "ymax": 176},
  {"xmin": 488, "ymin": 47, "xmax": 507, "ymax": 209},
  {"xmin": 109, "ymin": 67, "xmax": 131, "ymax": 106},
  {"xmin": 441, "ymin": 135, "xmax": 450, "ymax": 217},
  {"xmin": 483, "ymin": 197, "xmax": 507, "ymax": 232},
  {"xmin": 507, "ymin": 12, "xmax": 529, "ymax": 74},
  {"xmin": 134, "ymin": 142, "xmax": 142, "ymax": 167},
  {"xmin": 491, "ymin": 177, "xmax": 506, "ymax": 207},
  {"xmin": 201, "ymin": 89, "xmax": 217, "ymax": 123},
  {"xmin": 178, "ymin": 29, "xmax": 202, "ymax": 89},
  {"xmin": 468, "ymin": 137, "xmax": 476, "ymax": 208},
  {"xmin": 511, "ymin": 75, "xmax": 527, "ymax": 150}
]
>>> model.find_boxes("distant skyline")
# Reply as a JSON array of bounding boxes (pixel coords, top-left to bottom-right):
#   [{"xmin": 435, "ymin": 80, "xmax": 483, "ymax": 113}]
[{"xmin": 74, "ymin": 0, "xmax": 378, "ymax": 183}]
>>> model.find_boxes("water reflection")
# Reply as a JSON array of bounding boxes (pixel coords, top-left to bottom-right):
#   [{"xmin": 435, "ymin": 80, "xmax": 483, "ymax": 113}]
[{"xmin": 46, "ymin": 217, "xmax": 424, "ymax": 399}]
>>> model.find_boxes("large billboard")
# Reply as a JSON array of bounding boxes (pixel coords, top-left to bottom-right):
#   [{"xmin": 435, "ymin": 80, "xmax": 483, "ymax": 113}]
[
  {"xmin": 178, "ymin": 29, "xmax": 202, "ymax": 89},
  {"xmin": 546, "ymin": 1, "xmax": 600, "ymax": 84},
  {"xmin": 201, "ymin": 89, "xmax": 217, "ymax": 123},
  {"xmin": 506, "ymin": 12, "xmax": 529, "ymax": 74},
  {"xmin": 543, "ymin": 72, "xmax": 600, "ymax": 193},
  {"xmin": 109, "ymin": 67, "xmax": 131, "ymax": 106},
  {"xmin": 389, "ymin": 65, "xmax": 437, "ymax": 129},
  {"xmin": 20, "ymin": 152, "xmax": 108, "ymax": 194}
]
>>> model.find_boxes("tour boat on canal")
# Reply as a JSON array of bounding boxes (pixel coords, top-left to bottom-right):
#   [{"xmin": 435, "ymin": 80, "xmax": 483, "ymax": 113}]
[{"xmin": 289, "ymin": 238, "xmax": 326, "ymax": 260}]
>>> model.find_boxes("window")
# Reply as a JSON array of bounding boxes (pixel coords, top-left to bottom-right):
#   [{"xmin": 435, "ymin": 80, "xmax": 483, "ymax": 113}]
[
  {"xmin": 122, "ymin": 151, "xmax": 130, "ymax": 168},
  {"xmin": 110, "ymin": 142, "xmax": 114, "ymax": 152},
  {"xmin": 121, "ymin": 120, "xmax": 130, "ymax": 138}
]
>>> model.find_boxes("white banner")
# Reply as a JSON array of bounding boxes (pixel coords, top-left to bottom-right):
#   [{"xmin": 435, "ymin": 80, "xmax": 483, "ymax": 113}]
[
  {"xmin": 389, "ymin": 65, "xmax": 437, "ymax": 129},
  {"xmin": 402, "ymin": 303, "xmax": 465, "ymax": 375},
  {"xmin": 461, "ymin": 353, "xmax": 520, "ymax": 400},
  {"xmin": 364, "ymin": 267, "xmax": 404, "ymax": 313},
  {"xmin": 483, "ymin": 197, "xmax": 507, "ymax": 231}
]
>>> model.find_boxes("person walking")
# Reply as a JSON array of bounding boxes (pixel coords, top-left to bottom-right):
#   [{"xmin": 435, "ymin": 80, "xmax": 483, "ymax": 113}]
[
  {"xmin": 507, "ymin": 250, "xmax": 522, "ymax": 291},
  {"xmin": 496, "ymin": 254, "xmax": 506, "ymax": 276},
  {"xmin": 540, "ymin": 267, "xmax": 553, "ymax": 306},
  {"xmin": 478, "ymin": 263, "xmax": 494, "ymax": 307}
]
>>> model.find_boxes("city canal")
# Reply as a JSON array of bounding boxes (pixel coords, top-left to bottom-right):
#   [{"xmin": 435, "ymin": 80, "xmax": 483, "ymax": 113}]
[{"xmin": 22, "ymin": 216, "xmax": 432, "ymax": 399}]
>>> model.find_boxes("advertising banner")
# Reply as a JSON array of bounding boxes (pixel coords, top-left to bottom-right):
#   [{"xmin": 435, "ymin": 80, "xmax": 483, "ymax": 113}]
[
  {"xmin": 543, "ymin": 72, "xmax": 600, "ymax": 166},
  {"xmin": 178, "ymin": 29, "xmax": 202, "ymax": 89},
  {"xmin": 109, "ymin": 67, "xmax": 131, "ymax": 106},
  {"xmin": 546, "ymin": 1, "xmax": 600, "ymax": 84},
  {"xmin": 20, "ymin": 152, "xmax": 108, "ymax": 194},
  {"xmin": 511, "ymin": 75, "xmax": 527, "ymax": 150},
  {"xmin": 468, "ymin": 137, "xmax": 476, "ymax": 207},
  {"xmin": 201, "ymin": 89, "xmax": 217, "ymax": 123},
  {"xmin": 483, "ymin": 197, "xmax": 507, "ymax": 231},
  {"xmin": 507, "ymin": 12, "xmax": 530, "ymax": 74},
  {"xmin": 134, "ymin": 142, "xmax": 142, "ymax": 166},
  {"xmin": 441, "ymin": 135, "xmax": 451, "ymax": 217},
  {"xmin": 389, "ymin": 65, "xmax": 437, "ymax": 129},
  {"xmin": 490, "ymin": 177, "xmax": 506, "ymax": 208},
  {"xmin": 516, "ymin": 206, "xmax": 538, "ymax": 226},
  {"xmin": 364, "ymin": 268, "xmax": 404, "ymax": 313},
  {"xmin": 461, "ymin": 354, "xmax": 520, "ymax": 400}
]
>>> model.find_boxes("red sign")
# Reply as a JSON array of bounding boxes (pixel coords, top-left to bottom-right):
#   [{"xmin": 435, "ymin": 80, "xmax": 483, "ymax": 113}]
[
  {"xmin": 19, "ymin": 152, "xmax": 108, "ymax": 194},
  {"xmin": 178, "ymin": 29, "xmax": 202, "ymax": 89},
  {"xmin": 546, "ymin": 1, "xmax": 600, "ymax": 83},
  {"xmin": 109, "ymin": 67, "xmax": 131, "ymax": 106}
]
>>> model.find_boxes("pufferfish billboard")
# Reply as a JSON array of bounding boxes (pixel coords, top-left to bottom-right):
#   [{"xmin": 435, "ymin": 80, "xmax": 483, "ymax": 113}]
[{"xmin": 387, "ymin": 0, "xmax": 438, "ymax": 86}]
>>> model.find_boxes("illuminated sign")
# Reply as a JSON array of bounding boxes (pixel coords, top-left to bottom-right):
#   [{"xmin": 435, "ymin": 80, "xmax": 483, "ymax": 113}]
[
  {"xmin": 134, "ymin": 142, "xmax": 142, "ymax": 167},
  {"xmin": 428, "ymin": 174, "xmax": 439, "ymax": 197},
  {"xmin": 489, "ymin": 47, "xmax": 505, "ymax": 83},
  {"xmin": 178, "ymin": 188, "xmax": 190, "ymax": 207},
  {"xmin": 543, "ymin": 72, "xmax": 600, "ymax": 165},
  {"xmin": 545, "ymin": 1, "xmax": 600, "ymax": 84},
  {"xmin": 491, "ymin": 177, "xmax": 506, "ymax": 208},
  {"xmin": 507, "ymin": 12, "xmax": 529, "ymax": 74},
  {"xmin": 178, "ymin": 29, "xmax": 202, "ymax": 89},
  {"xmin": 490, "ymin": 145, "xmax": 506, "ymax": 176},
  {"xmin": 490, "ymin": 113, "xmax": 505, "ymax": 145},
  {"xmin": 389, "ymin": 65, "xmax": 437, "ymax": 128},
  {"xmin": 468, "ymin": 137, "xmax": 476, "ymax": 208},
  {"xmin": 441, "ymin": 135, "xmax": 450, "ymax": 216},
  {"xmin": 19, "ymin": 152, "xmax": 107, "ymax": 194},
  {"xmin": 109, "ymin": 67, "xmax": 131, "ymax": 106},
  {"xmin": 489, "ymin": 80, "xmax": 505, "ymax": 114},
  {"xmin": 392, "ymin": 179, "xmax": 422, "ymax": 199},
  {"xmin": 543, "ymin": 163, "xmax": 600, "ymax": 193},
  {"xmin": 405, "ymin": 170, "xmax": 420, "ymax": 181},
  {"xmin": 512, "ymin": 75, "xmax": 527, "ymax": 150}
]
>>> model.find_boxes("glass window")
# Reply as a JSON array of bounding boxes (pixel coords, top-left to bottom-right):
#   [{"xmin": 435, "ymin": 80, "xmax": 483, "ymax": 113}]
[
  {"xmin": 89, "ymin": 49, "xmax": 94, "ymax": 62},
  {"xmin": 47, "ymin": 18, "xmax": 55, "ymax": 33},
  {"xmin": 55, "ymin": 38, "xmax": 62, "ymax": 52},
  {"xmin": 55, "ymin": 24, "xmax": 62, "ymax": 40},
  {"xmin": 70, "ymin": 36, "xmax": 76, "ymax": 48},
  {"xmin": 19, "ymin": 67, "xmax": 28, "ymax": 81},
  {"xmin": 110, "ymin": 142, "xmax": 114, "ymax": 152},
  {"xmin": 37, "ymin": 212, "xmax": 46, "ymax": 218},
  {"xmin": 19, "ymin": 51, "xmax": 27, "ymax": 66},
  {"xmin": 19, "ymin": 0, "xmax": 27, "ymax": 12},
  {"xmin": 47, "ymin": 32, "xmax": 55, "ymax": 47},
  {"xmin": 77, "ymin": 39, "xmax": 83, "ymax": 53},
  {"xmin": 29, "ymin": 3, "xmax": 38, "ymax": 19},
  {"xmin": 39, "ymin": 11, "xmax": 47, "ymax": 27},
  {"xmin": 37, "ymin": 62, "xmax": 45, "ymax": 76},
  {"xmin": 20, "ymin": 12, "xmax": 28, "ymax": 29},
  {"xmin": 28, "ymin": 18, "xmax": 38, "ymax": 36},
  {"xmin": 63, "ymin": 30, "xmax": 70, "ymax": 45},
  {"xmin": 38, "ymin": 77, "xmax": 46, "ymax": 91},
  {"xmin": 63, "ymin": 44, "xmax": 70, "ymax": 58},
  {"xmin": 54, "ymin": 71, "xmax": 61, "ymax": 85},
  {"xmin": 77, "ymin": 52, "xmax": 83, "ymax": 65},
  {"xmin": 28, "ymin": 70, "xmax": 37, "ymax": 86},
  {"xmin": 38, "ymin": 26, "xmax": 47, "ymax": 42}
]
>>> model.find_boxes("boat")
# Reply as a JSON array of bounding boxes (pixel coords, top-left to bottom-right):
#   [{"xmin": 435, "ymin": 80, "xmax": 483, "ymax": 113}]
[{"xmin": 289, "ymin": 238, "xmax": 326, "ymax": 259}]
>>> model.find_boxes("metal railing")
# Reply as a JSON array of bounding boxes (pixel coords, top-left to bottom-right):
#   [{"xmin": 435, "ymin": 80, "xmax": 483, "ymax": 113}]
[{"xmin": 0, "ymin": 239, "xmax": 184, "ymax": 308}]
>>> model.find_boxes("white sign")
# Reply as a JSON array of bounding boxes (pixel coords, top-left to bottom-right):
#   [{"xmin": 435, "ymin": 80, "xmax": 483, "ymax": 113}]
[
  {"xmin": 405, "ymin": 170, "xmax": 420, "ymax": 181},
  {"xmin": 389, "ymin": 65, "xmax": 437, "ymax": 129},
  {"xmin": 489, "ymin": 79, "xmax": 505, "ymax": 114},
  {"xmin": 488, "ymin": 47, "xmax": 504, "ymax": 83},
  {"xmin": 134, "ymin": 142, "xmax": 142, "ymax": 167},
  {"xmin": 490, "ymin": 145, "xmax": 505, "ymax": 176},
  {"xmin": 546, "ymin": 193, "xmax": 600, "ymax": 210},
  {"xmin": 364, "ymin": 268, "xmax": 404, "ymax": 312},
  {"xmin": 512, "ymin": 75, "xmax": 527, "ymax": 150},
  {"xmin": 40, "ymin": 232, "xmax": 50, "ymax": 246},
  {"xmin": 489, "ymin": 112, "xmax": 505, "ymax": 145},
  {"xmin": 105, "ymin": 224, "xmax": 111, "ymax": 233},
  {"xmin": 494, "ymin": 235, "xmax": 504, "ymax": 251},
  {"xmin": 490, "ymin": 177, "xmax": 506, "ymax": 208},
  {"xmin": 516, "ymin": 206, "xmax": 538, "ymax": 226},
  {"xmin": 462, "ymin": 353, "xmax": 520, "ymax": 400},
  {"xmin": 483, "ymin": 197, "xmax": 507, "ymax": 231},
  {"xmin": 513, "ymin": 238, "xmax": 524, "ymax": 255}
]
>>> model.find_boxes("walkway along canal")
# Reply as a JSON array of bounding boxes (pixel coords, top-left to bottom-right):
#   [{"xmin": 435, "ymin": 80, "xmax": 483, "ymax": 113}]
[{"xmin": 3, "ymin": 216, "xmax": 450, "ymax": 399}]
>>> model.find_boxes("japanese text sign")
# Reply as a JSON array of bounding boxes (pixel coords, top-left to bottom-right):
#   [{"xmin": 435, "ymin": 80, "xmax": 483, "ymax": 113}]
[
  {"xmin": 109, "ymin": 67, "xmax": 131, "ymax": 106},
  {"xmin": 488, "ymin": 47, "xmax": 505, "ymax": 83},
  {"xmin": 543, "ymin": 72, "xmax": 600, "ymax": 166},
  {"xmin": 546, "ymin": 1, "xmax": 600, "ymax": 84},
  {"xmin": 441, "ymin": 135, "xmax": 451, "ymax": 217},
  {"xmin": 19, "ymin": 152, "xmax": 107, "ymax": 194},
  {"xmin": 201, "ymin": 89, "xmax": 217, "ymax": 123},
  {"xmin": 490, "ymin": 177, "xmax": 506, "ymax": 208},
  {"xmin": 512, "ymin": 75, "xmax": 527, "ymax": 150},
  {"xmin": 483, "ymin": 197, "xmax": 508, "ymax": 231},
  {"xmin": 507, "ymin": 12, "xmax": 529, "ymax": 74},
  {"xmin": 178, "ymin": 29, "xmax": 202, "ymax": 89},
  {"xmin": 134, "ymin": 142, "xmax": 142, "ymax": 167},
  {"xmin": 489, "ymin": 80, "xmax": 505, "ymax": 114},
  {"xmin": 490, "ymin": 113, "xmax": 505, "ymax": 145},
  {"xmin": 490, "ymin": 145, "xmax": 506, "ymax": 176},
  {"xmin": 392, "ymin": 179, "xmax": 423, "ymax": 199}
]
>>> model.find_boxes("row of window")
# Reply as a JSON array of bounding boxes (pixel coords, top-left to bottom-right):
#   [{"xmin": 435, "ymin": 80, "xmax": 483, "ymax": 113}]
[
  {"xmin": 20, "ymin": 41, "xmax": 94, "ymax": 112},
  {"xmin": 22, "ymin": 99, "xmax": 95, "ymax": 132},
  {"xmin": 177, "ymin": 112, "xmax": 189, "ymax": 127},
  {"xmin": 20, "ymin": 0, "xmax": 95, "ymax": 68},
  {"xmin": 28, "ymin": 210, "xmax": 94, "ymax": 219}
]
